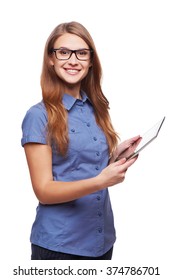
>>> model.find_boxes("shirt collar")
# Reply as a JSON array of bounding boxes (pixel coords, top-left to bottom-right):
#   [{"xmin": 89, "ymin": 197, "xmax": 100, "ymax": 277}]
[{"xmin": 62, "ymin": 91, "xmax": 90, "ymax": 111}]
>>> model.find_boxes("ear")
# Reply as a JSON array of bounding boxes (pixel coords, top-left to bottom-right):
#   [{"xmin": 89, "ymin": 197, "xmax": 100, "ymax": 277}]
[
  {"xmin": 49, "ymin": 59, "xmax": 54, "ymax": 66},
  {"xmin": 48, "ymin": 54, "xmax": 55, "ymax": 66}
]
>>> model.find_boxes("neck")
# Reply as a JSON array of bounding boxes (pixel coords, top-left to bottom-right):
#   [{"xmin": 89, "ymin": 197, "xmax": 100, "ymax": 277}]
[{"xmin": 63, "ymin": 84, "xmax": 81, "ymax": 99}]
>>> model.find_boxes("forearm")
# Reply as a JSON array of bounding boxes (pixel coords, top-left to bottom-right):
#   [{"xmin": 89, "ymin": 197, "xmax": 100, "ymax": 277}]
[
  {"xmin": 24, "ymin": 144, "xmax": 106, "ymax": 205},
  {"xmin": 24, "ymin": 144, "xmax": 137, "ymax": 205},
  {"xmin": 34, "ymin": 176, "xmax": 103, "ymax": 204}
]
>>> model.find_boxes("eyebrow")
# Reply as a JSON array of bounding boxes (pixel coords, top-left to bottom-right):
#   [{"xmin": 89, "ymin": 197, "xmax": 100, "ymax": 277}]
[{"xmin": 54, "ymin": 47, "xmax": 89, "ymax": 50}]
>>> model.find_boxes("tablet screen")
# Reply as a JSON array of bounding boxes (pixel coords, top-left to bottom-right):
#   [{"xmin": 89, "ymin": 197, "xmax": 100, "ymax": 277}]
[{"xmin": 126, "ymin": 116, "xmax": 165, "ymax": 160}]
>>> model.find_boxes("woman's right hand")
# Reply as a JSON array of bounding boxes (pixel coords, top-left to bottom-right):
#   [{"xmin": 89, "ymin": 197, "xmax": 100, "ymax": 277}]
[{"xmin": 97, "ymin": 156, "xmax": 138, "ymax": 188}]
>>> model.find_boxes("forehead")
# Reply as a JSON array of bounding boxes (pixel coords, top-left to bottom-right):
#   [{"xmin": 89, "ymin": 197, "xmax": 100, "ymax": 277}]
[{"xmin": 54, "ymin": 33, "xmax": 89, "ymax": 49}]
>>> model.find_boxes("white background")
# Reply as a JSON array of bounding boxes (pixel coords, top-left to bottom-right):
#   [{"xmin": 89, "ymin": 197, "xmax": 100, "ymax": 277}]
[{"xmin": 0, "ymin": 0, "xmax": 172, "ymax": 279}]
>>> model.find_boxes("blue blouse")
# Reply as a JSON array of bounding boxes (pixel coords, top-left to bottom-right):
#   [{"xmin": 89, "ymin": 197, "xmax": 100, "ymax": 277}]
[{"xmin": 21, "ymin": 91, "xmax": 116, "ymax": 257}]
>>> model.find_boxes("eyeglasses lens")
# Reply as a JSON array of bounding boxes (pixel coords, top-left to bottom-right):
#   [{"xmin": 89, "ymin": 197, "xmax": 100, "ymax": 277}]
[{"xmin": 55, "ymin": 49, "xmax": 91, "ymax": 61}]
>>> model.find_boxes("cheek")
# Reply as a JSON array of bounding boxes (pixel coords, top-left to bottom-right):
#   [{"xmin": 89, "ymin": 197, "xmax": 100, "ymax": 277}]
[
  {"xmin": 53, "ymin": 63, "xmax": 64, "ymax": 76},
  {"xmin": 83, "ymin": 64, "xmax": 92, "ymax": 76}
]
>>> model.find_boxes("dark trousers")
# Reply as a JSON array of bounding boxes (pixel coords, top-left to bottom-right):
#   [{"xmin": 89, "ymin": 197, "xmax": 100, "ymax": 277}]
[{"xmin": 31, "ymin": 244, "xmax": 113, "ymax": 260}]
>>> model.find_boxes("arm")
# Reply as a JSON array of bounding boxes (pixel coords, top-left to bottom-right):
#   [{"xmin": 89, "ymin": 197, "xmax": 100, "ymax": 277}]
[{"xmin": 24, "ymin": 143, "xmax": 138, "ymax": 204}]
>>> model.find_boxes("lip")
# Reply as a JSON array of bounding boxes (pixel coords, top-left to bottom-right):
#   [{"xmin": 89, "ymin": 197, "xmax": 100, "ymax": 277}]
[{"xmin": 64, "ymin": 68, "xmax": 81, "ymax": 75}]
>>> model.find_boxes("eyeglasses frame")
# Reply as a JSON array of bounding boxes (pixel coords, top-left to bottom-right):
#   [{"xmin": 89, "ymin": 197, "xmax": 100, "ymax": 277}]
[{"xmin": 50, "ymin": 47, "xmax": 94, "ymax": 61}]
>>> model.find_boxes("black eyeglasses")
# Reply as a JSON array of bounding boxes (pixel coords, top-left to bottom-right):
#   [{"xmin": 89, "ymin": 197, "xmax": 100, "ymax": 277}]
[{"xmin": 50, "ymin": 48, "xmax": 93, "ymax": 61}]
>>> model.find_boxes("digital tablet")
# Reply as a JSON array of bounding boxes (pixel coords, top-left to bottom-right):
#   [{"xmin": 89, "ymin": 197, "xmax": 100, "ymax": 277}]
[{"xmin": 126, "ymin": 116, "xmax": 165, "ymax": 160}]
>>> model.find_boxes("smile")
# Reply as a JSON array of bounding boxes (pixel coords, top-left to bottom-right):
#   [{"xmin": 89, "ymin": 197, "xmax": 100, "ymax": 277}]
[{"xmin": 64, "ymin": 68, "xmax": 80, "ymax": 75}]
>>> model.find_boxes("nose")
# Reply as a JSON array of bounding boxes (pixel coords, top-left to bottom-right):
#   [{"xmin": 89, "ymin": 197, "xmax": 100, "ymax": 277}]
[{"xmin": 68, "ymin": 52, "xmax": 78, "ymax": 64}]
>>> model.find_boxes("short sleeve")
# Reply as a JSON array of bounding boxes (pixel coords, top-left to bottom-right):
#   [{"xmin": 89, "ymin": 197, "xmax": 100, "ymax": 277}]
[{"xmin": 21, "ymin": 102, "xmax": 48, "ymax": 147}]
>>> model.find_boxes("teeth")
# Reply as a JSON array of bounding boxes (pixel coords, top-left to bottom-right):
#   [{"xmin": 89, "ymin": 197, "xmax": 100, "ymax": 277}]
[{"xmin": 66, "ymin": 69, "xmax": 79, "ymax": 74}]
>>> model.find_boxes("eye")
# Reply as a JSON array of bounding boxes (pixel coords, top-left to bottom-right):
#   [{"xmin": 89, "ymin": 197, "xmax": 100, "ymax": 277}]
[
  {"xmin": 78, "ymin": 50, "xmax": 88, "ymax": 56},
  {"xmin": 59, "ymin": 49, "xmax": 71, "ymax": 56}
]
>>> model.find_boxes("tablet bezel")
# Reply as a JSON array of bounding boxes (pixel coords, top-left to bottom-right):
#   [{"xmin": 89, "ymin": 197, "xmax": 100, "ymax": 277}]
[{"xmin": 126, "ymin": 116, "xmax": 165, "ymax": 160}]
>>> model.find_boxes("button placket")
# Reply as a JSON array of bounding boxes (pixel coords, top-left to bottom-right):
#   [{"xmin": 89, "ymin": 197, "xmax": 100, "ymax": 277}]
[
  {"xmin": 96, "ymin": 151, "xmax": 100, "ymax": 157},
  {"xmin": 98, "ymin": 211, "xmax": 102, "ymax": 217},
  {"xmin": 92, "ymin": 137, "xmax": 101, "ymax": 171},
  {"xmin": 96, "ymin": 193, "xmax": 104, "ymax": 239},
  {"xmin": 85, "ymin": 121, "xmax": 101, "ymax": 171}
]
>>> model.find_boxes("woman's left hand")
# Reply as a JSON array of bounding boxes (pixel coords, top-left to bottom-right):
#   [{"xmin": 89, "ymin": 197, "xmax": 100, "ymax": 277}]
[{"xmin": 110, "ymin": 135, "xmax": 142, "ymax": 163}]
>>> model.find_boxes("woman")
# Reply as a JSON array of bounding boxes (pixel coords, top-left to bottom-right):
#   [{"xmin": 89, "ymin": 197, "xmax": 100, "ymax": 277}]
[{"xmin": 21, "ymin": 21, "xmax": 141, "ymax": 260}]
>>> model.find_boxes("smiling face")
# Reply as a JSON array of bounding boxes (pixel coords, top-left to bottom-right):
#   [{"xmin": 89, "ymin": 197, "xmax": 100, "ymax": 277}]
[{"xmin": 49, "ymin": 33, "xmax": 92, "ymax": 97}]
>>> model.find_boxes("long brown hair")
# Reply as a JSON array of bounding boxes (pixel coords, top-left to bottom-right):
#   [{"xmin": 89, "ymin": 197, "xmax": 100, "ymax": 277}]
[{"xmin": 41, "ymin": 21, "xmax": 119, "ymax": 156}]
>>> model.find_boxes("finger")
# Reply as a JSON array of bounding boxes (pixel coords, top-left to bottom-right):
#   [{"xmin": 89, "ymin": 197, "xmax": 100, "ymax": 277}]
[
  {"xmin": 130, "ymin": 135, "xmax": 141, "ymax": 142},
  {"xmin": 132, "ymin": 136, "xmax": 142, "ymax": 146},
  {"xmin": 123, "ymin": 135, "xmax": 141, "ymax": 150},
  {"xmin": 114, "ymin": 157, "xmax": 127, "ymax": 166},
  {"xmin": 121, "ymin": 156, "xmax": 138, "ymax": 170}
]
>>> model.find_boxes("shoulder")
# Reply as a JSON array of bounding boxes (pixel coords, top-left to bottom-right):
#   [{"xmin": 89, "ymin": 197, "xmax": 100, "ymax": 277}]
[
  {"xmin": 21, "ymin": 101, "xmax": 48, "ymax": 132},
  {"xmin": 26, "ymin": 101, "xmax": 47, "ymax": 118},
  {"xmin": 22, "ymin": 101, "xmax": 47, "ymax": 124},
  {"xmin": 21, "ymin": 101, "xmax": 48, "ymax": 146}
]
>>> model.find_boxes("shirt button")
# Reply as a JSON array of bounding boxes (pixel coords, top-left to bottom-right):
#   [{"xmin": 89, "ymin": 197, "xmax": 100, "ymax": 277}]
[
  {"xmin": 97, "ymin": 196, "xmax": 101, "ymax": 200},
  {"xmin": 71, "ymin": 128, "xmax": 75, "ymax": 132},
  {"xmin": 87, "ymin": 123, "xmax": 90, "ymax": 127},
  {"xmin": 98, "ymin": 227, "xmax": 102, "ymax": 233},
  {"xmin": 95, "ymin": 166, "xmax": 99, "ymax": 170},
  {"xmin": 93, "ymin": 137, "xmax": 97, "ymax": 141},
  {"xmin": 96, "ymin": 151, "xmax": 100, "ymax": 156},
  {"xmin": 98, "ymin": 211, "xmax": 102, "ymax": 217}
]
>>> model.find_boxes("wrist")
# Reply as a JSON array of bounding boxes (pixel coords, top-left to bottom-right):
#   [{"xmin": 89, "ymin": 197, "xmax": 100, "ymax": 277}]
[{"xmin": 95, "ymin": 174, "xmax": 106, "ymax": 190}]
